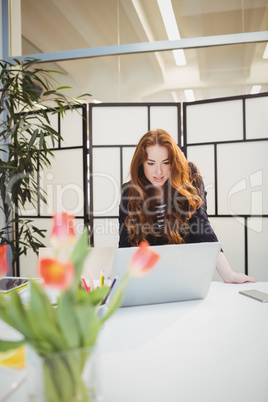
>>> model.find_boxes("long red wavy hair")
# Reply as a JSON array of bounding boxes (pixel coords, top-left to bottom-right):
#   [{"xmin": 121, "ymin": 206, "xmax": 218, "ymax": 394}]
[{"xmin": 125, "ymin": 129, "xmax": 203, "ymax": 245}]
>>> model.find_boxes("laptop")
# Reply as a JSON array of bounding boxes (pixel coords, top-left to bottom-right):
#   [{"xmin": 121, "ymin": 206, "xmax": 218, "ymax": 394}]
[{"xmin": 108, "ymin": 242, "xmax": 221, "ymax": 307}]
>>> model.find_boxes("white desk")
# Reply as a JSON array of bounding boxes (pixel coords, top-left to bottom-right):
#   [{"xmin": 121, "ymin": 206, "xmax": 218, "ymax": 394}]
[{"xmin": 1, "ymin": 282, "xmax": 268, "ymax": 402}]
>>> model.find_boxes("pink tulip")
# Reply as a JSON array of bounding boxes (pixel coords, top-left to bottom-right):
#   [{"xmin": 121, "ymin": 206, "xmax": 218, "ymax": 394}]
[
  {"xmin": 128, "ymin": 241, "xmax": 160, "ymax": 277},
  {"xmin": 38, "ymin": 257, "xmax": 75, "ymax": 290},
  {"xmin": 0, "ymin": 245, "xmax": 9, "ymax": 277},
  {"xmin": 50, "ymin": 212, "xmax": 76, "ymax": 248}
]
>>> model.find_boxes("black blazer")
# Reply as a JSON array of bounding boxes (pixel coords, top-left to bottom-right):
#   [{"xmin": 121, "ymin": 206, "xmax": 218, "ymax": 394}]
[{"xmin": 119, "ymin": 162, "xmax": 219, "ymax": 248}]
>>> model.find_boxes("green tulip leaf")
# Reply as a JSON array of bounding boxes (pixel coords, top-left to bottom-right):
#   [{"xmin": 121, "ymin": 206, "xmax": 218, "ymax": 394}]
[
  {"xmin": 28, "ymin": 281, "xmax": 68, "ymax": 352},
  {"xmin": 56, "ymin": 291, "xmax": 80, "ymax": 349},
  {"xmin": 7, "ymin": 291, "xmax": 36, "ymax": 340},
  {"xmin": 74, "ymin": 303, "xmax": 100, "ymax": 347},
  {"xmin": 0, "ymin": 340, "xmax": 25, "ymax": 352},
  {"xmin": 86, "ymin": 287, "xmax": 109, "ymax": 306},
  {"xmin": 69, "ymin": 229, "xmax": 91, "ymax": 291}
]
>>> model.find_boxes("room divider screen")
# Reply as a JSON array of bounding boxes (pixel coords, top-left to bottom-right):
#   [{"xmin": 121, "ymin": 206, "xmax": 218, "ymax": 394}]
[
  {"xmin": 183, "ymin": 93, "xmax": 268, "ymax": 280},
  {"xmin": 19, "ymin": 95, "xmax": 268, "ymax": 281},
  {"xmin": 19, "ymin": 105, "xmax": 87, "ymax": 277}
]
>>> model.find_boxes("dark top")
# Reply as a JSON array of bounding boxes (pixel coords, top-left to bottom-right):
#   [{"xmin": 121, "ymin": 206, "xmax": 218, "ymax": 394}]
[{"xmin": 119, "ymin": 162, "xmax": 219, "ymax": 248}]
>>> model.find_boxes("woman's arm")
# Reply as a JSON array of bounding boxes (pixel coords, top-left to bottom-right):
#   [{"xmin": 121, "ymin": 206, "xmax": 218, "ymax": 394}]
[{"xmin": 216, "ymin": 251, "xmax": 256, "ymax": 283}]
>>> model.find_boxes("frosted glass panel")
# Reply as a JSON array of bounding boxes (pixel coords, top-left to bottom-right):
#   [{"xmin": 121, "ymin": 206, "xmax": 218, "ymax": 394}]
[
  {"xmin": 248, "ymin": 218, "xmax": 268, "ymax": 281},
  {"xmin": 39, "ymin": 149, "xmax": 84, "ymax": 216},
  {"xmin": 60, "ymin": 108, "xmax": 83, "ymax": 147},
  {"xmin": 122, "ymin": 147, "xmax": 135, "ymax": 183},
  {"xmin": 149, "ymin": 106, "xmax": 179, "ymax": 141},
  {"xmin": 187, "ymin": 145, "xmax": 215, "ymax": 215},
  {"xmin": 93, "ymin": 218, "xmax": 119, "ymax": 247},
  {"xmin": 246, "ymin": 97, "xmax": 268, "ymax": 140},
  {"xmin": 209, "ymin": 217, "xmax": 245, "ymax": 281},
  {"xmin": 217, "ymin": 141, "xmax": 268, "ymax": 215},
  {"xmin": 92, "ymin": 107, "xmax": 148, "ymax": 145},
  {"xmin": 92, "ymin": 148, "xmax": 120, "ymax": 216},
  {"xmin": 186, "ymin": 100, "xmax": 243, "ymax": 144}
]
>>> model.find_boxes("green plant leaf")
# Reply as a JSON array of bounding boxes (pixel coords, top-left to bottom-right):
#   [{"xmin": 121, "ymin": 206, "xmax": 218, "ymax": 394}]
[
  {"xmin": 56, "ymin": 291, "xmax": 80, "ymax": 349},
  {"xmin": 0, "ymin": 340, "xmax": 25, "ymax": 352},
  {"xmin": 6, "ymin": 291, "xmax": 36, "ymax": 340},
  {"xmin": 74, "ymin": 304, "xmax": 100, "ymax": 347},
  {"xmin": 86, "ymin": 287, "xmax": 109, "ymax": 306},
  {"xmin": 56, "ymin": 86, "xmax": 71, "ymax": 90},
  {"xmin": 0, "ymin": 57, "xmax": 88, "ymax": 269},
  {"xmin": 27, "ymin": 128, "xmax": 39, "ymax": 149},
  {"xmin": 0, "ymin": 295, "xmax": 16, "ymax": 328},
  {"xmin": 69, "ymin": 228, "xmax": 91, "ymax": 291},
  {"xmin": 27, "ymin": 281, "xmax": 68, "ymax": 352},
  {"xmin": 43, "ymin": 352, "xmax": 78, "ymax": 401}
]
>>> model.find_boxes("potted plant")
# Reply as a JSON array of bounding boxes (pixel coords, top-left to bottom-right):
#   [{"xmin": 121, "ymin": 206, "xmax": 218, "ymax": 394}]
[
  {"xmin": 0, "ymin": 212, "xmax": 160, "ymax": 401},
  {"xmin": 0, "ymin": 57, "xmax": 87, "ymax": 274}
]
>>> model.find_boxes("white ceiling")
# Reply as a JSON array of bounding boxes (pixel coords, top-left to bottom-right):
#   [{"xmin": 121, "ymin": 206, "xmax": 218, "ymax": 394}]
[{"xmin": 20, "ymin": 0, "xmax": 268, "ymax": 103}]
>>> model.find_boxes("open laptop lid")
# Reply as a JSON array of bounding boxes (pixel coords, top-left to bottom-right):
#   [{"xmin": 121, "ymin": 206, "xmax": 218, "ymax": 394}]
[{"xmin": 108, "ymin": 242, "xmax": 221, "ymax": 307}]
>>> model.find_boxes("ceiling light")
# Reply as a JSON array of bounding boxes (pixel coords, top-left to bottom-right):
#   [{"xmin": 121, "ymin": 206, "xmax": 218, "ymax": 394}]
[
  {"xmin": 157, "ymin": 0, "xmax": 186, "ymax": 66},
  {"xmin": 157, "ymin": 0, "xmax": 180, "ymax": 40},
  {"xmin": 184, "ymin": 89, "xmax": 195, "ymax": 102},
  {"xmin": 173, "ymin": 49, "xmax": 186, "ymax": 66},
  {"xmin": 250, "ymin": 85, "xmax": 262, "ymax": 95},
  {"xmin": 263, "ymin": 44, "xmax": 268, "ymax": 59}
]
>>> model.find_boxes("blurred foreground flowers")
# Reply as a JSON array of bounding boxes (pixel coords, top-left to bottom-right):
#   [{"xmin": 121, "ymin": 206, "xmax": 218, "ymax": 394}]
[
  {"xmin": 0, "ymin": 213, "xmax": 159, "ymax": 401},
  {"xmin": 0, "ymin": 244, "xmax": 9, "ymax": 276}
]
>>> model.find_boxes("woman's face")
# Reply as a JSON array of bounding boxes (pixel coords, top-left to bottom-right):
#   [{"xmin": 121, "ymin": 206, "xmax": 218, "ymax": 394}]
[{"xmin": 143, "ymin": 144, "xmax": 171, "ymax": 188}]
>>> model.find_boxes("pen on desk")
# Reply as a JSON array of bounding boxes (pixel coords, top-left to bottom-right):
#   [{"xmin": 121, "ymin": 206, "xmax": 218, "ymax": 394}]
[
  {"xmin": 81, "ymin": 277, "xmax": 90, "ymax": 293},
  {"xmin": 99, "ymin": 271, "xmax": 104, "ymax": 288},
  {"xmin": 102, "ymin": 275, "xmax": 118, "ymax": 304}
]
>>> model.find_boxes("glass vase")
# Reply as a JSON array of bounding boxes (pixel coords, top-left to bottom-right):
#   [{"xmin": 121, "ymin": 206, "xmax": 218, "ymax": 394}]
[{"xmin": 26, "ymin": 346, "xmax": 102, "ymax": 402}]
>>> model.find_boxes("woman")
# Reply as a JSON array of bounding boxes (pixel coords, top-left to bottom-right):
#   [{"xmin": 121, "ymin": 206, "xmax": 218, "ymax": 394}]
[{"xmin": 119, "ymin": 129, "xmax": 255, "ymax": 284}]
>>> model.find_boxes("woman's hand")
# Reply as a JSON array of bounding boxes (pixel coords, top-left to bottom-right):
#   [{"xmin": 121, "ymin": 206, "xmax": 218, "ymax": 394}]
[
  {"xmin": 216, "ymin": 252, "xmax": 256, "ymax": 284},
  {"xmin": 223, "ymin": 271, "xmax": 256, "ymax": 284}
]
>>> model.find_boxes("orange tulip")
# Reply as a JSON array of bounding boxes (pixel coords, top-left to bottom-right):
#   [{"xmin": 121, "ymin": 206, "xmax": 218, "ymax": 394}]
[
  {"xmin": 38, "ymin": 257, "xmax": 75, "ymax": 290},
  {"xmin": 128, "ymin": 241, "xmax": 160, "ymax": 277},
  {"xmin": 50, "ymin": 212, "xmax": 76, "ymax": 248},
  {"xmin": 0, "ymin": 245, "xmax": 9, "ymax": 277}
]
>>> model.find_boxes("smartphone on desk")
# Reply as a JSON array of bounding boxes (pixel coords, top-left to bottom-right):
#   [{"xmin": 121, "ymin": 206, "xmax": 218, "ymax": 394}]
[{"xmin": 239, "ymin": 289, "xmax": 268, "ymax": 303}]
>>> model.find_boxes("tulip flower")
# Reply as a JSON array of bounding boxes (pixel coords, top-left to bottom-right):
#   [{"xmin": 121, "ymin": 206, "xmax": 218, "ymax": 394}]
[
  {"xmin": 38, "ymin": 257, "xmax": 75, "ymax": 290},
  {"xmin": 128, "ymin": 241, "xmax": 160, "ymax": 277},
  {"xmin": 50, "ymin": 212, "xmax": 76, "ymax": 249},
  {"xmin": 0, "ymin": 245, "xmax": 9, "ymax": 277}
]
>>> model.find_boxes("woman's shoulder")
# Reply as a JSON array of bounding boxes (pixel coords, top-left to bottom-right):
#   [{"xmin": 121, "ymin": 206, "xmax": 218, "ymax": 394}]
[
  {"xmin": 187, "ymin": 161, "xmax": 199, "ymax": 175},
  {"xmin": 187, "ymin": 161, "xmax": 204, "ymax": 190},
  {"xmin": 121, "ymin": 181, "xmax": 132, "ymax": 195},
  {"xmin": 120, "ymin": 181, "xmax": 133, "ymax": 207}
]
